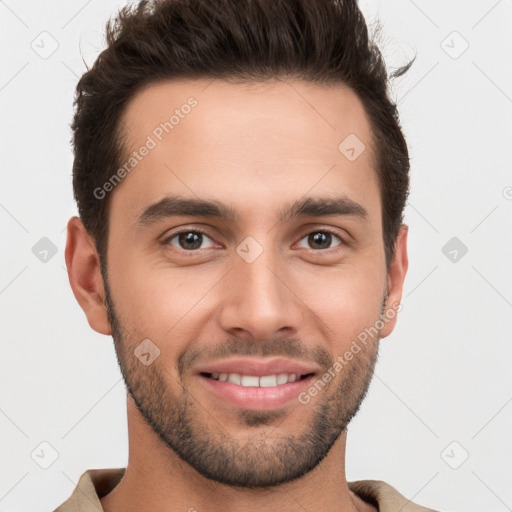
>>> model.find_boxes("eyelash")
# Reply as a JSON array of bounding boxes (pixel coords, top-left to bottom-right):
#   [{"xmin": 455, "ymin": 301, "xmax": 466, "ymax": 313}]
[{"xmin": 162, "ymin": 228, "xmax": 347, "ymax": 254}]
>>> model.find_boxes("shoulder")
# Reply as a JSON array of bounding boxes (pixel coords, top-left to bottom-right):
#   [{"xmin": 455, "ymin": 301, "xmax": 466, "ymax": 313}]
[{"xmin": 348, "ymin": 479, "xmax": 441, "ymax": 512}]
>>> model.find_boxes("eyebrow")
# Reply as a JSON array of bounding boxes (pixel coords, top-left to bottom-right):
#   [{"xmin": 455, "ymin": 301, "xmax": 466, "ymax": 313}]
[{"xmin": 136, "ymin": 194, "xmax": 369, "ymax": 227}]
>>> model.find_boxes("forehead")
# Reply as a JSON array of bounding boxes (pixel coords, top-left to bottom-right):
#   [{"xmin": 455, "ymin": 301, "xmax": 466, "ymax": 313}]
[{"xmin": 111, "ymin": 78, "xmax": 380, "ymax": 228}]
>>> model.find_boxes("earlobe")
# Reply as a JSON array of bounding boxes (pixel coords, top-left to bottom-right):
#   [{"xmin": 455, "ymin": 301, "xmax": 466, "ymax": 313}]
[
  {"xmin": 64, "ymin": 216, "xmax": 112, "ymax": 335},
  {"xmin": 380, "ymin": 224, "xmax": 409, "ymax": 339}
]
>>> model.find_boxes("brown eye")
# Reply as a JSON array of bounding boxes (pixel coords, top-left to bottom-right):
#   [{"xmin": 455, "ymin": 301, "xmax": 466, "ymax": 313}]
[
  {"xmin": 298, "ymin": 231, "xmax": 343, "ymax": 251},
  {"xmin": 165, "ymin": 230, "xmax": 216, "ymax": 251}
]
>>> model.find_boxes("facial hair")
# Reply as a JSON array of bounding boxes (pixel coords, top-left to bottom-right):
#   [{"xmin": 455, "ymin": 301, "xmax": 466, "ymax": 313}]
[{"xmin": 103, "ymin": 273, "xmax": 383, "ymax": 488}]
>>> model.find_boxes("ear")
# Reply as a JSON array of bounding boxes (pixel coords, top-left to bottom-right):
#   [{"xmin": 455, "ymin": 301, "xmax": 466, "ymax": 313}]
[
  {"xmin": 64, "ymin": 216, "xmax": 111, "ymax": 335},
  {"xmin": 380, "ymin": 224, "xmax": 409, "ymax": 339}
]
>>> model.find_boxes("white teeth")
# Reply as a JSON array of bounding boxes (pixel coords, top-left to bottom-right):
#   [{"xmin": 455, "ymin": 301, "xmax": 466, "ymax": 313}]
[
  {"xmin": 259, "ymin": 375, "xmax": 277, "ymax": 387},
  {"xmin": 227, "ymin": 373, "xmax": 241, "ymax": 385},
  {"xmin": 276, "ymin": 373, "xmax": 289, "ymax": 385},
  {"xmin": 209, "ymin": 372, "xmax": 302, "ymax": 387},
  {"xmin": 241, "ymin": 375, "xmax": 259, "ymax": 387}
]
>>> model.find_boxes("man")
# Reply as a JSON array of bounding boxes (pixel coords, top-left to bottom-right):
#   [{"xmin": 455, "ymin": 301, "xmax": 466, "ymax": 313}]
[{"xmin": 57, "ymin": 0, "xmax": 440, "ymax": 510}]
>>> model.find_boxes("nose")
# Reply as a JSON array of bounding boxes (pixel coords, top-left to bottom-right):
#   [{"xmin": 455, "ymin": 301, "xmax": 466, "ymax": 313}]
[{"xmin": 217, "ymin": 240, "xmax": 303, "ymax": 341}]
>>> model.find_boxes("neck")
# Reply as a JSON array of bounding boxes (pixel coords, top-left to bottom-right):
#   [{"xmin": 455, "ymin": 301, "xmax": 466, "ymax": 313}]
[{"xmin": 100, "ymin": 396, "xmax": 376, "ymax": 512}]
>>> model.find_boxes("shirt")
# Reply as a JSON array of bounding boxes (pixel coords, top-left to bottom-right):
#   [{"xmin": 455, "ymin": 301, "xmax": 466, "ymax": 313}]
[{"xmin": 53, "ymin": 468, "xmax": 440, "ymax": 512}]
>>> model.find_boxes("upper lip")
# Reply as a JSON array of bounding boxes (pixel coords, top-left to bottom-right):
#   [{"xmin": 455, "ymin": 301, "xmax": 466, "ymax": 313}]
[{"xmin": 194, "ymin": 357, "xmax": 320, "ymax": 377}]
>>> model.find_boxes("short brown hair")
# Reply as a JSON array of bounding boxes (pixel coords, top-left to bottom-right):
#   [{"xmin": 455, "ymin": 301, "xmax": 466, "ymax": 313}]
[{"xmin": 71, "ymin": 0, "xmax": 413, "ymax": 269}]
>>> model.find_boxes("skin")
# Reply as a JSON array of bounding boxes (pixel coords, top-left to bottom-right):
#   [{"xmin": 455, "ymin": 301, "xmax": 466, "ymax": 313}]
[{"xmin": 65, "ymin": 78, "xmax": 408, "ymax": 512}]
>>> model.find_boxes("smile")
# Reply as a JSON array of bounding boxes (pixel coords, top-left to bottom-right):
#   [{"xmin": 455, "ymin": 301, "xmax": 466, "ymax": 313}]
[
  {"xmin": 203, "ymin": 372, "xmax": 311, "ymax": 387},
  {"xmin": 198, "ymin": 371, "xmax": 316, "ymax": 411}
]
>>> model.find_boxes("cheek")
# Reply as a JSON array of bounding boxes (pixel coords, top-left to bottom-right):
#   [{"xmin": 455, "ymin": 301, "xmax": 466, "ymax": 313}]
[
  {"xmin": 298, "ymin": 265, "xmax": 384, "ymax": 343},
  {"xmin": 109, "ymin": 254, "xmax": 215, "ymax": 342},
  {"xmin": 108, "ymin": 240, "xmax": 385, "ymax": 349}
]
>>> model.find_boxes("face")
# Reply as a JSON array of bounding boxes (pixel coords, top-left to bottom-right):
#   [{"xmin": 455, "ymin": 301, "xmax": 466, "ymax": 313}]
[{"xmin": 70, "ymin": 78, "xmax": 407, "ymax": 488}]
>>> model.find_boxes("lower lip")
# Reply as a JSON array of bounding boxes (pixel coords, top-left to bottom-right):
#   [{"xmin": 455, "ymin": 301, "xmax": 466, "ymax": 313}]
[{"xmin": 198, "ymin": 374, "xmax": 315, "ymax": 411}]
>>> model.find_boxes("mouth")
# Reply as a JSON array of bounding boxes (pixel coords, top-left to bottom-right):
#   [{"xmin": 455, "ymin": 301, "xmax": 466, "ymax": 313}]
[
  {"xmin": 198, "ymin": 372, "xmax": 316, "ymax": 411},
  {"xmin": 194, "ymin": 357, "xmax": 320, "ymax": 410}
]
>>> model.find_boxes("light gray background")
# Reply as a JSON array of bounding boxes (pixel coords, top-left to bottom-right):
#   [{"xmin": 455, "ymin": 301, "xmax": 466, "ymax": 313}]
[{"xmin": 1, "ymin": 1, "xmax": 511, "ymax": 511}]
